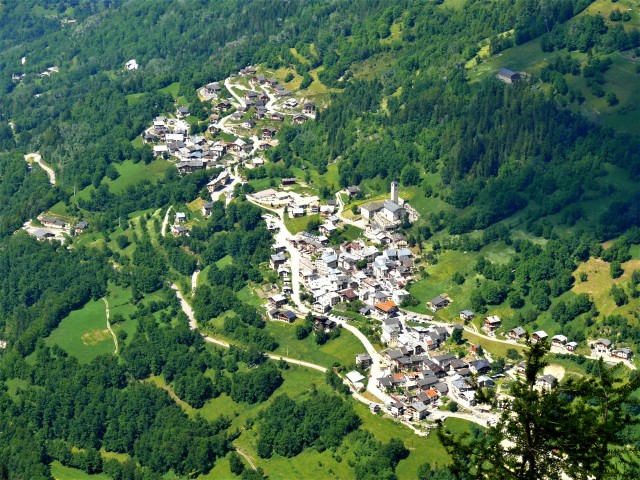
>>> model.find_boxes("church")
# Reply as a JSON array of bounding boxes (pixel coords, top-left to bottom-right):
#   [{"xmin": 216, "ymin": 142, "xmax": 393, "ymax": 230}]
[{"xmin": 361, "ymin": 181, "xmax": 406, "ymax": 229}]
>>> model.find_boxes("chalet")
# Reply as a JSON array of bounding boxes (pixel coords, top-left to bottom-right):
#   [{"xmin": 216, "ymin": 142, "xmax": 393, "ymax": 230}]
[
  {"xmin": 293, "ymin": 113, "xmax": 307, "ymax": 124},
  {"xmin": 268, "ymin": 294, "xmax": 287, "ymax": 308},
  {"xmin": 270, "ymin": 253, "xmax": 286, "ymax": 269},
  {"xmin": 356, "ymin": 353, "xmax": 373, "ymax": 369},
  {"xmin": 477, "ymin": 376, "xmax": 495, "ymax": 388},
  {"xmin": 201, "ymin": 201, "xmax": 214, "ymax": 216},
  {"xmin": 284, "ymin": 98, "xmax": 298, "ymax": 108},
  {"xmin": 508, "ymin": 326, "xmax": 527, "ymax": 341},
  {"xmin": 460, "ymin": 310, "xmax": 475, "ymax": 322},
  {"xmin": 34, "ymin": 229, "xmax": 56, "ymax": 241},
  {"xmin": 74, "ymin": 221, "xmax": 89, "ymax": 234},
  {"xmin": 338, "ymin": 288, "xmax": 358, "ymax": 302},
  {"xmin": 262, "ymin": 126, "xmax": 277, "ymax": 140},
  {"xmin": 291, "ymin": 207, "xmax": 304, "ymax": 218},
  {"xmin": 387, "ymin": 401, "xmax": 404, "ymax": 417},
  {"xmin": 536, "ymin": 374, "xmax": 557, "ymax": 391},
  {"xmin": 177, "ymin": 159, "xmax": 207, "ymax": 174},
  {"xmin": 170, "ymin": 225, "xmax": 189, "ymax": 237},
  {"xmin": 242, "ymin": 119, "xmax": 256, "ymax": 129},
  {"xmin": 408, "ymin": 402, "xmax": 429, "ymax": 421},
  {"xmin": 275, "ymin": 88, "xmax": 291, "ymax": 97},
  {"xmin": 496, "ymin": 67, "xmax": 521, "ymax": 84},
  {"xmin": 566, "ymin": 341, "xmax": 578, "ymax": 352},
  {"xmin": 270, "ymin": 112, "xmax": 284, "ymax": 122},
  {"xmin": 254, "ymin": 106, "xmax": 267, "ymax": 119},
  {"xmin": 239, "ymin": 66, "xmax": 256, "ymax": 76},
  {"xmin": 205, "ymin": 82, "xmax": 221, "ymax": 95},
  {"xmin": 243, "ymin": 90, "xmax": 258, "ymax": 100},
  {"xmin": 176, "ymin": 106, "xmax": 190, "ymax": 118},
  {"xmin": 215, "ymin": 100, "xmax": 232, "ymax": 111},
  {"xmin": 153, "ymin": 145, "xmax": 169, "ymax": 157},
  {"xmin": 281, "ymin": 177, "xmax": 296, "ymax": 186},
  {"xmin": 531, "ymin": 330, "xmax": 548, "ymax": 343},
  {"xmin": 346, "ymin": 186, "xmax": 361, "ymax": 197},
  {"xmin": 551, "ymin": 335, "xmax": 568, "ymax": 347},
  {"xmin": 207, "ymin": 170, "xmax": 229, "ymax": 192},
  {"xmin": 303, "ymin": 102, "xmax": 316, "ymax": 114},
  {"xmin": 175, "ymin": 212, "xmax": 186, "ymax": 223},
  {"xmin": 612, "ymin": 347, "xmax": 633, "ymax": 360},
  {"xmin": 470, "ymin": 359, "xmax": 491, "ymax": 375},
  {"xmin": 319, "ymin": 223, "xmax": 337, "ymax": 236},
  {"xmin": 41, "ymin": 217, "xmax": 67, "ymax": 228},
  {"xmin": 592, "ymin": 338, "xmax": 613, "ymax": 354},
  {"xmin": 483, "ymin": 315, "xmax": 501, "ymax": 333},
  {"xmin": 252, "ymin": 74, "xmax": 266, "ymax": 84},
  {"xmin": 269, "ymin": 309, "xmax": 297, "ymax": 323},
  {"xmin": 374, "ymin": 301, "xmax": 398, "ymax": 320},
  {"xmin": 427, "ymin": 295, "xmax": 450, "ymax": 312},
  {"xmin": 431, "ymin": 353, "xmax": 457, "ymax": 369},
  {"xmin": 313, "ymin": 316, "xmax": 337, "ymax": 332},
  {"xmin": 143, "ymin": 133, "xmax": 155, "ymax": 143}
]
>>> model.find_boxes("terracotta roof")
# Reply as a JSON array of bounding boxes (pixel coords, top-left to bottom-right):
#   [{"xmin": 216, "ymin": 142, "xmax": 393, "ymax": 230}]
[
  {"xmin": 374, "ymin": 301, "xmax": 398, "ymax": 313},
  {"xmin": 426, "ymin": 389, "xmax": 439, "ymax": 398}
]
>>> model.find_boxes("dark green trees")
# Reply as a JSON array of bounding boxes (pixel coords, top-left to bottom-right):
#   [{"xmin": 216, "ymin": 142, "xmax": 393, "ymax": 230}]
[{"xmin": 439, "ymin": 340, "xmax": 640, "ymax": 479}]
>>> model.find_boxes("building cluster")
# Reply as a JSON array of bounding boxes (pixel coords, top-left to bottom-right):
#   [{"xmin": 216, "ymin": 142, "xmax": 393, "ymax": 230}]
[
  {"xmin": 375, "ymin": 343, "xmax": 494, "ymax": 421},
  {"xmin": 590, "ymin": 338, "xmax": 633, "ymax": 360},
  {"xmin": 359, "ymin": 181, "xmax": 420, "ymax": 230},
  {"xmin": 170, "ymin": 211, "xmax": 189, "ymax": 237}
]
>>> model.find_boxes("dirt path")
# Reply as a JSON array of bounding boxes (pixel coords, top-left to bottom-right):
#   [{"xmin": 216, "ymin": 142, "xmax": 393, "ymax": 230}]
[
  {"xmin": 236, "ymin": 449, "xmax": 257, "ymax": 470},
  {"xmin": 191, "ymin": 269, "xmax": 199, "ymax": 293},
  {"xmin": 25, "ymin": 152, "xmax": 56, "ymax": 185},
  {"xmin": 102, "ymin": 298, "xmax": 118, "ymax": 354},
  {"xmin": 161, "ymin": 205, "xmax": 173, "ymax": 238}
]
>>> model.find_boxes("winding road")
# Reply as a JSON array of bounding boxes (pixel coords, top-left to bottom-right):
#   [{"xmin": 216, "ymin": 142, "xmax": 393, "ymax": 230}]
[{"xmin": 25, "ymin": 152, "xmax": 55, "ymax": 185}]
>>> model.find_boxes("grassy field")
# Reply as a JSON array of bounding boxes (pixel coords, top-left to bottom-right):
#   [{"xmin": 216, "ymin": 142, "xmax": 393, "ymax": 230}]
[
  {"xmin": 50, "ymin": 461, "xmax": 110, "ymax": 480},
  {"xmin": 463, "ymin": 330, "xmax": 526, "ymax": 358},
  {"xmin": 4, "ymin": 378, "xmax": 29, "ymax": 399},
  {"xmin": 572, "ymin": 256, "xmax": 640, "ymax": 318},
  {"xmin": 284, "ymin": 214, "xmax": 321, "ymax": 234},
  {"xmin": 266, "ymin": 321, "xmax": 365, "ymax": 368},
  {"xmin": 220, "ymin": 397, "xmax": 470, "ymax": 480},
  {"xmin": 44, "ymin": 299, "xmax": 114, "ymax": 363}
]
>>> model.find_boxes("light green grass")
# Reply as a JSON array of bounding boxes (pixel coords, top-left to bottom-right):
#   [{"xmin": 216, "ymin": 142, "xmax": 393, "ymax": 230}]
[
  {"xmin": 215, "ymin": 255, "xmax": 233, "ymax": 268},
  {"xmin": 44, "ymin": 299, "xmax": 114, "ymax": 363},
  {"xmin": 158, "ymin": 82, "xmax": 180, "ymax": 98},
  {"xmin": 284, "ymin": 214, "xmax": 321, "ymax": 234},
  {"xmin": 4, "ymin": 378, "xmax": 29, "ymax": 400},
  {"xmin": 50, "ymin": 461, "xmax": 110, "ymax": 480},
  {"xmin": 463, "ymin": 330, "xmax": 526, "ymax": 358},
  {"xmin": 125, "ymin": 92, "xmax": 144, "ymax": 106},
  {"xmin": 106, "ymin": 160, "xmax": 172, "ymax": 193},
  {"xmin": 267, "ymin": 321, "xmax": 365, "ymax": 368},
  {"xmin": 72, "ymin": 160, "xmax": 171, "ymax": 202}
]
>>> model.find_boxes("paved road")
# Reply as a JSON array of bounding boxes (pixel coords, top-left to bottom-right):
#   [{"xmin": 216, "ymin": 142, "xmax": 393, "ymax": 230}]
[
  {"xmin": 102, "ymin": 298, "xmax": 118, "ymax": 354},
  {"xmin": 161, "ymin": 205, "xmax": 173, "ymax": 238},
  {"xmin": 25, "ymin": 152, "xmax": 55, "ymax": 185}
]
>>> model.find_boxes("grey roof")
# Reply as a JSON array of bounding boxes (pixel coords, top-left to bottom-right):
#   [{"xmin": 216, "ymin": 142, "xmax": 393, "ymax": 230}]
[
  {"xmin": 511, "ymin": 326, "xmax": 527, "ymax": 337},
  {"xmin": 383, "ymin": 200, "xmax": 403, "ymax": 213},
  {"xmin": 471, "ymin": 359, "xmax": 491, "ymax": 371}
]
